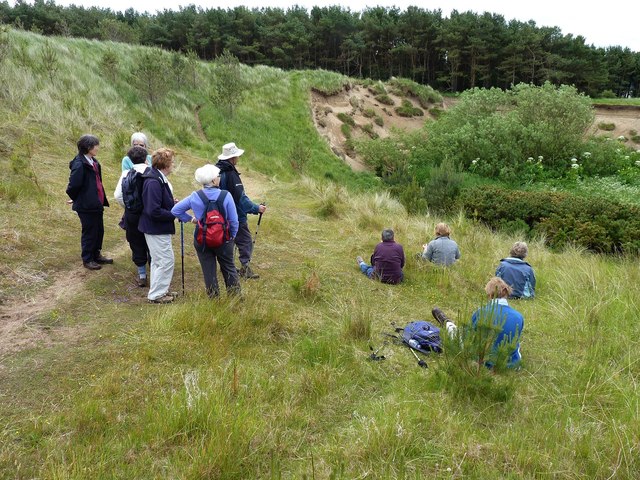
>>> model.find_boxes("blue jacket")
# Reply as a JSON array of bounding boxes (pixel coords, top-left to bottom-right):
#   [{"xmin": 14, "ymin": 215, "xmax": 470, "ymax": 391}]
[
  {"xmin": 472, "ymin": 299, "xmax": 524, "ymax": 367},
  {"xmin": 171, "ymin": 187, "xmax": 239, "ymax": 238},
  {"xmin": 423, "ymin": 236, "xmax": 460, "ymax": 266},
  {"xmin": 496, "ymin": 257, "xmax": 536, "ymax": 299},
  {"xmin": 215, "ymin": 159, "xmax": 260, "ymax": 223},
  {"xmin": 66, "ymin": 154, "xmax": 109, "ymax": 213},
  {"xmin": 138, "ymin": 168, "xmax": 175, "ymax": 235}
]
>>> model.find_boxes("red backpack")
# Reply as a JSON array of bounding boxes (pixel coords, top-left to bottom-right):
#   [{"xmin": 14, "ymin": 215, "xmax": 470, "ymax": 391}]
[{"xmin": 194, "ymin": 190, "xmax": 230, "ymax": 250}]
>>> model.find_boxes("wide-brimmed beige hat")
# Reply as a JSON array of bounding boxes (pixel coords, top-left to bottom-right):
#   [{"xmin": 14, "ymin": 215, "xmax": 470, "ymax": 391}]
[{"xmin": 218, "ymin": 142, "xmax": 245, "ymax": 160}]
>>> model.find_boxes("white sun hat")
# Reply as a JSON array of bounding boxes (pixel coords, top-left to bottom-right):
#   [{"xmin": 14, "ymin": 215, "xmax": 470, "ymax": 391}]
[{"xmin": 218, "ymin": 142, "xmax": 245, "ymax": 160}]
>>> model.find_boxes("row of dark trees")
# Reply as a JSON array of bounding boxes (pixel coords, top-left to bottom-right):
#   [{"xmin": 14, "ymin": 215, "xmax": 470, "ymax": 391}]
[{"xmin": 2, "ymin": 0, "xmax": 639, "ymax": 97}]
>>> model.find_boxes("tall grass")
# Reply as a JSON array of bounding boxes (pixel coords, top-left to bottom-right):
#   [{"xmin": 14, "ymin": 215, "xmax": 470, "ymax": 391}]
[{"xmin": 0, "ymin": 28, "xmax": 639, "ymax": 479}]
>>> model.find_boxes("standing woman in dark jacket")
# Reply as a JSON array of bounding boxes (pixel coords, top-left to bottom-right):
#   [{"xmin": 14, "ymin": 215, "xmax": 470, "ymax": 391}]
[
  {"xmin": 138, "ymin": 148, "xmax": 177, "ymax": 304},
  {"xmin": 66, "ymin": 134, "xmax": 112, "ymax": 270}
]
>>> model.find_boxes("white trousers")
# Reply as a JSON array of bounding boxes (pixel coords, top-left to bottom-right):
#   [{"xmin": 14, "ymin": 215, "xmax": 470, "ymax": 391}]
[{"xmin": 144, "ymin": 233, "xmax": 175, "ymax": 300}]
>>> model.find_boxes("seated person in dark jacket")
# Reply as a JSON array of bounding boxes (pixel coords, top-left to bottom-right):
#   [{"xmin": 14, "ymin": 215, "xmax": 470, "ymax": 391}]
[
  {"xmin": 356, "ymin": 229, "xmax": 405, "ymax": 284},
  {"xmin": 496, "ymin": 241, "xmax": 536, "ymax": 299}
]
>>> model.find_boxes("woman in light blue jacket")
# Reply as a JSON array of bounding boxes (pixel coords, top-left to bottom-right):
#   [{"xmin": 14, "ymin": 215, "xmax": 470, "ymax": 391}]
[{"xmin": 172, "ymin": 164, "xmax": 240, "ymax": 298}]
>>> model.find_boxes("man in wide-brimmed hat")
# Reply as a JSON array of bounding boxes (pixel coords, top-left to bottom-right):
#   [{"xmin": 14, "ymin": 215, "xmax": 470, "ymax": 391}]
[{"xmin": 215, "ymin": 142, "xmax": 267, "ymax": 279}]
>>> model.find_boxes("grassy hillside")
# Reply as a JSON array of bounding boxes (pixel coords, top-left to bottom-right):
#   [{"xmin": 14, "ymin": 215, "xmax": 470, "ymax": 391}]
[{"xmin": 0, "ymin": 29, "xmax": 639, "ymax": 478}]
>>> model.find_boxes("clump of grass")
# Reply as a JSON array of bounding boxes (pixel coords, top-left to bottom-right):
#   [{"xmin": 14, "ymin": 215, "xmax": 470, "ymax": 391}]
[
  {"xmin": 362, "ymin": 108, "xmax": 375, "ymax": 118},
  {"xmin": 361, "ymin": 123, "xmax": 378, "ymax": 139},
  {"xmin": 336, "ymin": 112, "xmax": 355, "ymax": 126},
  {"xmin": 349, "ymin": 96, "xmax": 360, "ymax": 109},
  {"xmin": 374, "ymin": 115, "xmax": 384, "ymax": 126},
  {"xmin": 395, "ymin": 99, "xmax": 423, "ymax": 117},
  {"xmin": 598, "ymin": 122, "xmax": 616, "ymax": 131},
  {"xmin": 388, "ymin": 77, "xmax": 443, "ymax": 107},
  {"xmin": 368, "ymin": 81, "xmax": 386, "ymax": 96},
  {"xmin": 307, "ymin": 69, "xmax": 350, "ymax": 96},
  {"xmin": 374, "ymin": 94, "xmax": 394, "ymax": 106},
  {"xmin": 290, "ymin": 270, "xmax": 321, "ymax": 301},
  {"xmin": 340, "ymin": 123, "xmax": 352, "ymax": 139}
]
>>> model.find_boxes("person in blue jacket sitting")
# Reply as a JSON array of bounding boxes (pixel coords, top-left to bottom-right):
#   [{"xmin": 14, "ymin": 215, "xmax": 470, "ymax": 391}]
[
  {"xmin": 472, "ymin": 277, "xmax": 524, "ymax": 368},
  {"xmin": 496, "ymin": 241, "xmax": 536, "ymax": 299}
]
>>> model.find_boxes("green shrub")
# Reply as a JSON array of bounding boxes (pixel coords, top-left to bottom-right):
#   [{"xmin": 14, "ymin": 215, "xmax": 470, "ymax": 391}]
[
  {"xmin": 423, "ymin": 158, "xmax": 464, "ymax": 212},
  {"xmin": 461, "ymin": 185, "xmax": 640, "ymax": 254},
  {"xmin": 336, "ymin": 112, "xmax": 355, "ymax": 126},
  {"xmin": 373, "ymin": 115, "xmax": 384, "ymax": 127},
  {"xmin": 349, "ymin": 96, "xmax": 360, "ymax": 109},
  {"xmin": 395, "ymin": 99, "xmax": 423, "ymax": 117},
  {"xmin": 598, "ymin": 122, "xmax": 616, "ymax": 131},
  {"xmin": 599, "ymin": 89, "xmax": 617, "ymax": 99},
  {"xmin": 412, "ymin": 83, "xmax": 594, "ymax": 182},
  {"xmin": 429, "ymin": 106, "xmax": 444, "ymax": 119},
  {"xmin": 632, "ymin": 135, "xmax": 640, "ymax": 144},
  {"xmin": 375, "ymin": 94, "xmax": 394, "ymax": 106}
]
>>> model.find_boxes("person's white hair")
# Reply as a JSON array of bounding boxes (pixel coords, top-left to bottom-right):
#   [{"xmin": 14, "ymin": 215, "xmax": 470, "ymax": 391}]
[
  {"xmin": 130, "ymin": 132, "xmax": 149, "ymax": 147},
  {"xmin": 194, "ymin": 164, "xmax": 221, "ymax": 186}
]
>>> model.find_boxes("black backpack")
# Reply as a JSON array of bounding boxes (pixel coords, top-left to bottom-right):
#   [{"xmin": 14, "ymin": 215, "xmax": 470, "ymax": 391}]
[{"xmin": 121, "ymin": 168, "xmax": 148, "ymax": 214}]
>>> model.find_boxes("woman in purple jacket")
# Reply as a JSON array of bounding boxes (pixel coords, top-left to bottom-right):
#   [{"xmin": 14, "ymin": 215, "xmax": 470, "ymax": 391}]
[
  {"xmin": 356, "ymin": 228, "xmax": 405, "ymax": 284},
  {"xmin": 172, "ymin": 164, "xmax": 241, "ymax": 298},
  {"xmin": 138, "ymin": 148, "xmax": 177, "ymax": 304}
]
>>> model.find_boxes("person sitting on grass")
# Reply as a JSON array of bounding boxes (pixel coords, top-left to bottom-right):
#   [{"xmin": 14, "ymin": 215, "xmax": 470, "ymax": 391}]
[
  {"xmin": 420, "ymin": 222, "xmax": 460, "ymax": 266},
  {"xmin": 472, "ymin": 277, "xmax": 524, "ymax": 368},
  {"xmin": 496, "ymin": 241, "xmax": 536, "ymax": 299},
  {"xmin": 356, "ymin": 228, "xmax": 405, "ymax": 285}
]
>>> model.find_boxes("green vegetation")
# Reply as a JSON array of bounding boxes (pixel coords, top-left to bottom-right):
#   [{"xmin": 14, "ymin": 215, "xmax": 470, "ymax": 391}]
[
  {"xmin": 374, "ymin": 93, "xmax": 394, "ymax": 105},
  {"xmin": 395, "ymin": 98, "xmax": 424, "ymax": 117},
  {"xmin": 0, "ymin": 29, "xmax": 639, "ymax": 479},
  {"xmin": 388, "ymin": 77, "xmax": 443, "ymax": 107},
  {"xmin": 2, "ymin": 3, "xmax": 639, "ymax": 98},
  {"xmin": 461, "ymin": 186, "xmax": 640, "ymax": 254},
  {"xmin": 598, "ymin": 121, "xmax": 616, "ymax": 131},
  {"xmin": 336, "ymin": 112, "xmax": 355, "ymax": 126}
]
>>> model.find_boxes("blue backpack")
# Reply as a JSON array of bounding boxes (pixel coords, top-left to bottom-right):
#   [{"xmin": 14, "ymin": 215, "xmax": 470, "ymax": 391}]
[{"xmin": 401, "ymin": 321, "xmax": 442, "ymax": 354}]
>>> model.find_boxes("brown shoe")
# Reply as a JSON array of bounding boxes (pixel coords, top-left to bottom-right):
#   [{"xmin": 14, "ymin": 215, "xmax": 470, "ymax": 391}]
[
  {"xmin": 95, "ymin": 255, "xmax": 113, "ymax": 264},
  {"xmin": 431, "ymin": 307, "xmax": 450, "ymax": 327},
  {"xmin": 83, "ymin": 261, "xmax": 102, "ymax": 270},
  {"xmin": 136, "ymin": 277, "xmax": 147, "ymax": 287},
  {"xmin": 148, "ymin": 294, "xmax": 174, "ymax": 304}
]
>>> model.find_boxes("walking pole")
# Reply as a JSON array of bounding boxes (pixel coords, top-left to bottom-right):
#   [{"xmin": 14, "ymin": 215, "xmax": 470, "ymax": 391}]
[
  {"xmin": 180, "ymin": 221, "xmax": 185, "ymax": 296},
  {"xmin": 253, "ymin": 210, "xmax": 264, "ymax": 245}
]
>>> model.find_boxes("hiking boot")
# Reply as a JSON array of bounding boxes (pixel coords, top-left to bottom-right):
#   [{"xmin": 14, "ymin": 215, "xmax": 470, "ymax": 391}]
[
  {"xmin": 136, "ymin": 277, "xmax": 147, "ymax": 287},
  {"xmin": 95, "ymin": 255, "xmax": 113, "ymax": 264},
  {"xmin": 239, "ymin": 265, "xmax": 260, "ymax": 279},
  {"xmin": 356, "ymin": 256, "xmax": 364, "ymax": 265},
  {"xmin": 431, "ymin": 307, "xmax": 450, "ymax": 327},
  {"xmin": 83, "ymin": 261, "xmax": 102, "ymax": 270},
  {"xmin": 148, "ymin": 294, "xmax": 174, "ymax": 304}
]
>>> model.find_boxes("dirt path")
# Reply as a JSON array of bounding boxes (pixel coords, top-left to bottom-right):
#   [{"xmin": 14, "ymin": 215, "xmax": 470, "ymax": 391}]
[{"xmin": 0, "ymin": 265, "xmax": 88, "ymax": 359}]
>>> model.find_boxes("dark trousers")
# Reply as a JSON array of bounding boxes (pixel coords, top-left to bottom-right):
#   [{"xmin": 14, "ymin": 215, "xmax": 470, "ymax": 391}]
[
  {"xmin": 77, "ymin": 211, "xmax": 104, "ymax": 263},
  {"xmin": 194, "ymin": 239, "xmax": 240, "ymax": 297},
  {"xmin": 124, "ymin": 211, "xmax": 150, "ymax": 267},
  {"xmin": 234, "ymin": 221, "xmax": 253, "ymax": 266}
]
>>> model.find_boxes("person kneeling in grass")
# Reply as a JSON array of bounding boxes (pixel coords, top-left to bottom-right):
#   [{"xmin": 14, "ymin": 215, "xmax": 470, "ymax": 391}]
[{"xmin": 356, "ymin": 228, "xmax": 405, "ymax": 285}]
